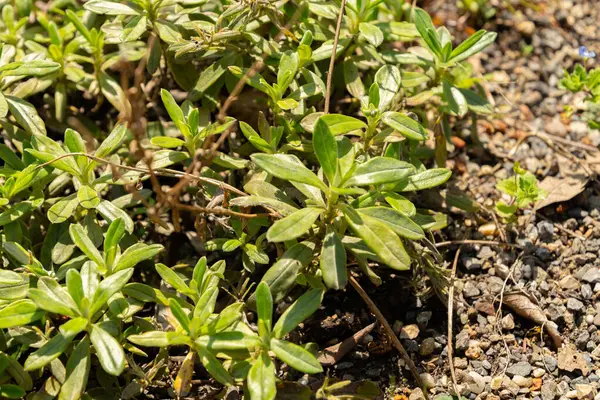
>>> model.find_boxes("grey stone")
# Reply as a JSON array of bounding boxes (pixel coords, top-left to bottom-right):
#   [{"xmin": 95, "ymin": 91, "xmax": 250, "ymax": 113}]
[
  {"xmin": 419, "ymin": 337, "xmax": 436, "ymax": 356},
  {"xmin": 416, "ymin": 311, "xmax": 432, "ymax": 327},
  {"xmin": 463, "ymin": 281, "xmax": 481, "ymax": 297},
  {"xmin": 537, "ymin": 220, "xmax": 555, "ymax": 242},
  {"xmin": 567, "ymin": 298, "xmax": 584, "ymax": 312},
  {"xmin": 544, "ymin": 355, "xmax": 558, "ymax": 372},
  {"xmin": 506, "ymin": 361, "xmax": 532, "ymax": 377},
  {"xmin": 541, "ymin": 381, "xmax": 558, "ymax": 400},
  {"xmin": 456, "ymin": 329, "xmax": 470, "ymax": 351},
  {"xmin": 582, "ymin": 268, "xmax": 600, "ymax": 284}
]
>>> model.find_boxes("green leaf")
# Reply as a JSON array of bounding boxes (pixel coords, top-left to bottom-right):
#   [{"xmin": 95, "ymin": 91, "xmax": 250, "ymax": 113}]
[
  {"xmin": 358, "ymin": 207, "xmax": 424, "ymax": 239},
  {"xmin": 155, "ymin": 263, "xmax": 193, "ymax": 295},
  {"xmin": 375, "ymin": 65, "xmax": 401, "ymax": 111},
  {"xmin": 89, "ymin": 324, "xmax": 125, "ymax": 375},
  {"xmin": 59, "ymin": 336, "xmax": 91, "ymax": 400},
  {"xmin": 0, "ymin": 270, "xmax": 30, "ymax": 300},
  {"xmin": 249, "ymin": 242, "xmax": 315, "ymax": 305},
  {"xmin": 66, "ymin": 269, "xmax": 84, "ymax": 306},
  {"xmin": 368, "ymin": 82, "xmax": 380, "ymax": 108},
  {"xmin": 344, "ymin": 157, "xmax": 415, "ymax": 187},
  {"xmin": 228, "ymin": 66, "xmax": 273, "ymax": 97},
  {"xmin": 443, "ymin": 81, "xmax": 468, "ymax": 117},
  {"xmin": 161, "ymin": 89, "xmax": 192, "ymax": 140},
  {"xmin": 266, "ymin": 207, "xmax": 323, "ymax": 243},
  {"xmin": 151, "ymin": 136, "xmax": 186, "ymax": 149},
  {"xmin": 69, "ymin": 224, "xmax": 104, "ymax": 270},
  {"xmin": 359, "ymin": 22, "xmax": 384, "ymax": 47},
  {"xmin": 97, "ymin": 200, "xmax": 134, "ymax": 233},
  {"xmin": 104, "ymin": 218, "xmax": 125, "ymax": 268},
  {"xmin": 196, "ymin": 346, "xmax": 233, "ymax": 385},
  {"xmin": 113, "ymin": 243, "xmax": 163, "ymax": 272},
  {"xmin": 341, "ymin": 205, "xmax": 411, "ymax": 270},
  {"xmin": 90, "ymin": 268, "xmax": 134, "ymax": 315},
  {"xmin": 277, "ymin": 51, "xmax": 299, "ymax": 93},
  {"xmin": 0, "ymin": 384, "xmax": 25, "ymax": 399},
  {"xmin": 277, "ymin": 98, "xmax": 299, "ymax": 110},
  {"xmin": 168, "ymin": 298, "xmax": 190, "ymax": 333},
  {"xmin": 313, "ymin": 118, "xmax": 338, "ymax": 183},
  {"xmin": 0, "ymin": 60, "xmax": 60, "ymax": 77},
  {"xmin": 5, "ymin": 96, "xmax": 46, "ymax": 136},
  {"xmin": 255, "ymin": 282, "xmax": 273, "ymax": 339},
  {"xmin": 120, "ymin": 14, "xmax": 147, "ymax": 43},
  {"xmin": 450, "ymin": 31, "xmax": 497, "ymax": 63},
  {"xmin": 0, "ymin": 299, "xmax": 44, "ymax": 328},
  {"xmin": 314, "ymin": 113, "xmax": 367, "ymax": 135},
  {"xmin": 84, "ymin": 0, "xmax": 140, "ymax": 15},
  {"xmin": 273, "ymin": 288, "xmax": 324, "ymax": 338},
  {"xmin": 95, "ymin": 124, "xmax": 128, "ymax": 159},
  {"xmin": 5, "ymin": 357, "xmax": 32, "ymax": 391},
  {"xmin": 59, "ymin": 317, "xmax": 88, "ymax": 337},
  {"xmin": 29, "ymin": 277, "xmax": 79, "ymax": 317},
  {"xmin": 343, "ymin": 58, "xmax": 365, "ymax": 99},
  {"xmin": 65, "ymin": 10, "xmax": 92, "ymax": 43},
  {"xmin": 189, "ymin": 53, "xmax": 239, "ymax": 101},
  {"xmin": 154, "ymin": 19, "xmax": 182, "ymax": 44},
  {"xmin": 252, "ymin": 154, "xmax": 326, "ymax": 191},
  {"xmin": 24, "ymin": 332, "xmax": 76, "ymax": 371},
  {"xmin": 392, "ymin": 168, "xmax": 451, "ymax": 191},
  {"xmin": 319, "ymin": 227, "xmax": 347, "ymax": 290},
  {"xmin": 459, "ymin": 88, "xmax": 493, "ymax": 115},
  {"xmin": 0, "ymin": 201, "xmax": 32, "ymax": 226},
  {"xmin": 383, "ymin": 193, "xmax": 416, "ymax": 217},
  {"xmin": 239, "ymin": 122, "xmax": 272, "ymax": 153},
  {"xmin": 413, "ymin": 8, "xmax": 442, "ymax": 58},
  {"xmin": 77, "ymin": 185, "xmax": 100, "ymax": 209},
  {"xmin": 247, "ymin": 352, "xmax": 276, "ymax": 400},
  {"xmin": 270, "ymin": 338, "xmax": 322, "ymax": 374},
  {"xmin": 98, "ymin": 72, "xmax": 132, "ymax": 118},
  {"xmin": 0, "ymin": 91, "xmax": 8, "ymax": 119},
  {"xmin": 195, "ymin": 331, "xmax": 260, "ymax": 352},
  {"xmin": 127, "ymin": 331, "xmax": 190, "ymax": 347},
  {"xmin": 190, "ymin": 286, "xmax": 219, "ymax": 333},
  {"xmin": 382, "ymin": 112, "xmax": 426, "ymax": 141}
]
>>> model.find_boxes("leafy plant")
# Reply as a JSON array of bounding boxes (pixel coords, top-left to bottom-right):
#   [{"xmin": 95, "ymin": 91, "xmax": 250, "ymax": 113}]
[
  {"xmin": 561, "ymin": 58, "xmax": 600, "ymax": 128},
  {"xmin": 495, "ymin": 162, "xmax": 547, "ymax": 221},
  {"xmin": 0, "ymin": 0, "xmax": 499, "ymax": 398}
]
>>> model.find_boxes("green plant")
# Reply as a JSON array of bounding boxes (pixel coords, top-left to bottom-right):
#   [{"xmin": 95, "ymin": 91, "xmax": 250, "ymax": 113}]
[
  {"xmin": 495, "ymin": 162, "xmax": 546, "ymax": 221},
  {"xmin": 457, "ymin": 0, "xmax": 496, "ymax": 25},
  {"xmin": 0, "ymin": 0, "xmax": 500, "ymax": 398},
  {"xmin": 561, "ymin": 57, "xmax": 600, "ymax": 128}
]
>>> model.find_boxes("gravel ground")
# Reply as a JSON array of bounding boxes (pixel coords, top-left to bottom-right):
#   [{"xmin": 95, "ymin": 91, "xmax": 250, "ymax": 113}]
[{"xmin": 288, "ymin": 1, "xmax": 600, "ymax": 400}]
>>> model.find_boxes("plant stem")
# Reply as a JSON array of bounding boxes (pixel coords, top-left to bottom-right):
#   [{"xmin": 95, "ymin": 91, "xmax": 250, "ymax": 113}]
[
  {"xmin": 324, "ymin": 0, "xmax": 347, "ymax": 114},
  {"xmin": 348, "ymin": 275, "xmax": 428, "ymax": 398}
]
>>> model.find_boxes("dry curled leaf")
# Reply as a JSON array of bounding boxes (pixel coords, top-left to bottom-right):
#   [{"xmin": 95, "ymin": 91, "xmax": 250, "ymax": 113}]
[
  {"xmin": 174, "ymin": 351, "xmax": 195, "ymax": 397},
  {"xmin": 502, "ymin": 292, "xmax": 562, "ymax": 349},
  {"xmin": 558, "ymin": 343, "xmax": 590, "ymax": 376},
  {"xmin": 534, "ymin": 176, "xmax": 587, "ymax": 211}
]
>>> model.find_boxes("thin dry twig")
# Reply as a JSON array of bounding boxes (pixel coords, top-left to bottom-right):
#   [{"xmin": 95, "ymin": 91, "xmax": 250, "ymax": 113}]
[
  {"xmin": 447, "ymin": 240, "xmax": 465, "ymax": 396},
  {"xmin": 34, "ymin": 152, "xmax": 248, "ymax": 197},
  {"xmin": 173, "ymin": 203, "xmax": 274, "ymax": 219},
  {"xmin": 324, "ymin": 0, "xmax": 347, "ymax": 114},
  {"xmin": 348, "ymin": 275, "xmax": 428, "ymax": 399},
  {"xmin": 434, "ymin": 240, "xmax": 522, "ymax": 249}
]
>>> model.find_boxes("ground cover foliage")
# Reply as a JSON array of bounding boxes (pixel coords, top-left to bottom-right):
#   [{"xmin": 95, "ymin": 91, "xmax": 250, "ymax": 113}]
[{"xmin": 0, "ymin": 0, "xmax": 523, "ymax": 398}]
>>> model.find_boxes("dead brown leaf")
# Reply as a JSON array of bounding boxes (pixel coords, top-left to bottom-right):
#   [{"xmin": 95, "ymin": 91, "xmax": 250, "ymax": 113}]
[
  {"xmin": 558, "ymin": 343, "xmax": 591, "ymax": 376},
  {"xmin": 174, "ymin": 351, "xmax": 195, "ymax": 398},
  {"xmin": 502, "ymin": 293, "xmax": 562, "ymax": 348},
  {"xmin": 534, "ymin": 176, "xmax": 587, "ymax": 211}
]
